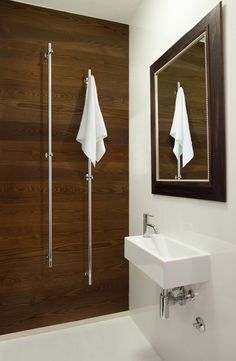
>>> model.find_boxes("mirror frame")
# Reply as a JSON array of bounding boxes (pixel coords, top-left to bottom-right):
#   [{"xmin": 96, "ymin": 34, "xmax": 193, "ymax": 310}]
[{"xmin": 150, "ymin": 2, "xmax": 226, "ymax": 202}]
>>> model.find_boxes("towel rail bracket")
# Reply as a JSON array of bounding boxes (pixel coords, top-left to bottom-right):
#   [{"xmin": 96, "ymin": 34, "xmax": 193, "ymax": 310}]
[
  {"xmin": 85, "ymin": 174, "xmax": 94, "ymax": 181},
  {"xmin": 44, "ymin": 49, "xmax": 54, "ymax": 58},
  {"xmin": 45, "ymin": 152, "xmax": 54, "ymax": 158}
]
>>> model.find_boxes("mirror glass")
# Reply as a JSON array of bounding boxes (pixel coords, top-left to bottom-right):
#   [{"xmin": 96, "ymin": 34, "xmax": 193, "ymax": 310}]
[{"xmin": 155, "ymin": 33, "xmax": 209, "ymax": 181}]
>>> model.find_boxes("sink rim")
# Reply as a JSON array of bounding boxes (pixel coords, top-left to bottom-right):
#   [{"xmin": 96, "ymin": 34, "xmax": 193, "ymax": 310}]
[
  {"xmin": 125, "ymin": 234, "xmax": 210, "ymax": 288},
  {"xmin": 125, "ymin": 234, "xmax": 210, "ymax": 263}
]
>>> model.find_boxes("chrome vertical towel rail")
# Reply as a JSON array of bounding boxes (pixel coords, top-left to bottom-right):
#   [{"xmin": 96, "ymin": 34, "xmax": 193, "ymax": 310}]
[
  {"xmin": 85, "ymin": 69, "xmax": 93, "ymax": 286},
  {"xmin": 176, "ymin": 81, "xmax": 182, "ymax": 180},
  {"xmin": 45, "ymin": 42, "xmax": 53, "ymax": 268}
]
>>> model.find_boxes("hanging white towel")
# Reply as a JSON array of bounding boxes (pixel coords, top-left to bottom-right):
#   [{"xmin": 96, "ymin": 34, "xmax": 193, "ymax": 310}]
[
  {"xmin": 76, "ymin": 75, "xmax": 107, "ymax": 166},
  {"xmin": 170, "ymin": 86, "xmax": 194, "ymax": 167}
]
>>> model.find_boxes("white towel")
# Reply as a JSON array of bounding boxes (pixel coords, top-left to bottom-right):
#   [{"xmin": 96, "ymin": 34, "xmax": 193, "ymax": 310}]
[
  {"xmin": 76, "ymin": 75, "xmax": 107, "ymax": 166},
  {"xmin": 170, "ymin": 87, "xmax": 194, "ymax": 167}
]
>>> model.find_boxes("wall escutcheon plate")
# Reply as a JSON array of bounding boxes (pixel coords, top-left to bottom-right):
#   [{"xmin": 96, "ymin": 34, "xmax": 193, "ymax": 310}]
[{"xmin": 193, "ymin": 317, "xmax": 206, "ymax": 333}]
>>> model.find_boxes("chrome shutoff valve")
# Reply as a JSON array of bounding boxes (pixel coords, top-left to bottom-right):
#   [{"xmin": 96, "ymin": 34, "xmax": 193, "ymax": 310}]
[{"xmin": 193, "ymin": 317, "xmax": 206, "ymax": 333}]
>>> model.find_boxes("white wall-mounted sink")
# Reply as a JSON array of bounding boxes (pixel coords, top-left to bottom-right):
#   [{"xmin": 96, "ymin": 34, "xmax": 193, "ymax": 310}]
[{"xmin": 125, "ymin": 234, "xmax": 210, "ymax": 289}]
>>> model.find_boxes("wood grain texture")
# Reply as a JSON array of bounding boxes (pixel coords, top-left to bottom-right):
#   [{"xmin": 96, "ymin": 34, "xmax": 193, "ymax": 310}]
[
  {"xmin": 150, "ymin": 2, "xmax": 226, "ymax": 201},
  {"xmin": 0, "ymin": 0, "xmax": 129, "ymax": 334}
]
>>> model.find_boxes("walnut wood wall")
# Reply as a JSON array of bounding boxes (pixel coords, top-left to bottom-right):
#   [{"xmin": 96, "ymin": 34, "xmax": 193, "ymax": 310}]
[{"xmin": 0, "ymin": 0, "xmax": 128, "ymax": 334}]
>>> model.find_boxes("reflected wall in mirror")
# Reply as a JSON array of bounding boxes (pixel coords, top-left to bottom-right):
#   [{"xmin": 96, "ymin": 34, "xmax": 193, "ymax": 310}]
[
  {"xmin": 150, "ymin": 2, "xmax": 226, "ymax": 201},
  {"xmin": 157, "ymin": 34, "xmax": 208, "ymax": 181}
]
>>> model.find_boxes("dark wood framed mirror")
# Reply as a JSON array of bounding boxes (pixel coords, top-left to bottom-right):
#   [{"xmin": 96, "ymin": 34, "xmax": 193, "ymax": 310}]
[{"xmin": 150, "ymin": 2, "xmax": 226, "ymax": 201}]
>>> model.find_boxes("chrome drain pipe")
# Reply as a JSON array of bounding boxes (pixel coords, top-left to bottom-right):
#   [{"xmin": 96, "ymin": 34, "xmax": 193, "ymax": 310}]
[
  {"xmin": 160, "ymin": 287, "xmax": 196, "ymax": 319},
  {"xmin": 160, "ymin": 289, "xmax": 169, "ymax": 319}
]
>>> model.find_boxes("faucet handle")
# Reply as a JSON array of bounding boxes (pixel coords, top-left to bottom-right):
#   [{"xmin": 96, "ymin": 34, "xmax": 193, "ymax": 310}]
[{"xmin": 143, "ymin": 213, "xmax": 154, "ymax": 220}]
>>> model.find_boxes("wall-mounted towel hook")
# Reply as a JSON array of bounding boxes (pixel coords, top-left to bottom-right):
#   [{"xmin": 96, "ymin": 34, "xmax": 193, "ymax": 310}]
[
  {"xmin": 84, "ymin": 77, "xmax": 89, "ymax": 86},
  {"xmin": 84, "ymin": 69, "xmax": 92, "ymax": 86},
  {"xmin": 174, "ymin": 81, "xmax": 181, "ymax": 95}
]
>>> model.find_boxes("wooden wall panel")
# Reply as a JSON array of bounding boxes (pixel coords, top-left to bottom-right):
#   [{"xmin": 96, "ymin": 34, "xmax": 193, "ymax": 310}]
[{"xmin": 0, "ymin": 0, "xmax": 128, "ymax": 334}]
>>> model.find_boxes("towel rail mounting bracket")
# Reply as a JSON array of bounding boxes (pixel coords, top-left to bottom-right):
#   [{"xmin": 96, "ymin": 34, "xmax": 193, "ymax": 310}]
[
  {"xmin": 85, "ymin": 174, "xmax": 94, "ymax": 181},
  {"xmin": 45, "ymin": 152, "xmax": 54, "ymax": 158},
  {"xmin": 44, "ymin": 49, "xmax": 54, "ymax": 58}
]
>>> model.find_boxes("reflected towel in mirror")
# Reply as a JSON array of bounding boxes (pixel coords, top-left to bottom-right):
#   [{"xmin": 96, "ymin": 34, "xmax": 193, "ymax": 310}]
[{"xmin": 170, "ymin": 86, "xmax": 194, "ymax": 167}]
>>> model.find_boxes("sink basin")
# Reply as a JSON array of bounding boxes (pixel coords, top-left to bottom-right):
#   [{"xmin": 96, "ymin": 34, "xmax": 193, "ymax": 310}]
[{"xmin": 125, "ymin": 234, "xmax": 210, "ymax": 289}]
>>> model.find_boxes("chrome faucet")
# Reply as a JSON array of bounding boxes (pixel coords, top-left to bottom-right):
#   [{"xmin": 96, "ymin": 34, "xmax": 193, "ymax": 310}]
[{"xmin": 143, "ymin": 213, "xmax": 158, "ymax": 237}]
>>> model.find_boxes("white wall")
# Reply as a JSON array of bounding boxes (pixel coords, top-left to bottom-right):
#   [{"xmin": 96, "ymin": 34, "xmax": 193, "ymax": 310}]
[{"xmin": 129, "ymin": 1, "xmax": 236, "ymax": 360}]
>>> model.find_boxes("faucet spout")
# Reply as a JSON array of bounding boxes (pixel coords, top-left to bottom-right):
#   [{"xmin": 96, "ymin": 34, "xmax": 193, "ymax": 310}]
[{"xmin": 146, "ymin": 223, "xmax": 158, "ymax": 234}]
